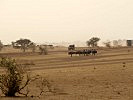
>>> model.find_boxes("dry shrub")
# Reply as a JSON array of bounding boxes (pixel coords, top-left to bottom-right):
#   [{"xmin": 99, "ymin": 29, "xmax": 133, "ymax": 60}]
[
  {"xmin": 39, "ymin": 46, "xmax": 48, "ymax": 55},
  {"xmin": 0, "ymin": 57, "xmax": 52, "ymax": 97}
]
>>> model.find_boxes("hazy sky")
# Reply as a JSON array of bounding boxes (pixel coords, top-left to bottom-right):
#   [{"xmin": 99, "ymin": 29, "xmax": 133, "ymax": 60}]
[{"xmin": 0, "ymin": 0, "xmax": 133, "ymax": 44}]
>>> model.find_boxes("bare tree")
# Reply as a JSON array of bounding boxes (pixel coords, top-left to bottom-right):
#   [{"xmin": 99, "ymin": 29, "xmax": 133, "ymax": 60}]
[
  {"xmin": 103, "ymin": 40, "xmax": 111, "ymax": 48},
  {"xmin": 39, "ymin": 46, "xmax": 48, "ymax": 55}
]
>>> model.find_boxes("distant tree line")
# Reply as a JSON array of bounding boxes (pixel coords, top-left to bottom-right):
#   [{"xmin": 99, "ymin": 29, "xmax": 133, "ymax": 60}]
[
  {"xmin": 103, "ymin": 39, "xmax": 126, "ymax": 48},
  {"xmin": 0, "ymin": 38, "xmax": 52, "ymax": 55},
  {"xmin": 0, "ymin": 38, "xmax": 128, "ymax": 53}
]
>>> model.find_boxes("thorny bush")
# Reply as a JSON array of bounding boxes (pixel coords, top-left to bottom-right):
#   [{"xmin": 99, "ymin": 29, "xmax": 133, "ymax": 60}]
[{"xmin": 0, "ymin": 57, "xmax": 52, "ymax": 97}]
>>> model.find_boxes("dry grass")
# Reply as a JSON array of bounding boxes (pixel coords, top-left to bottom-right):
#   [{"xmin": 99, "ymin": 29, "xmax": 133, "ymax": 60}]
[{"xmin": 0, "ymin": 47, "xmax": 133, "ymax": 100}]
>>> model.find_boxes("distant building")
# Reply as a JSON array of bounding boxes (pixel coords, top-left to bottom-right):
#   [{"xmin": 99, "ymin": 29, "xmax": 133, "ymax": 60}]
[{"xmin": 127, "ymin": 40, "xmax": 133, "ymax": 46}]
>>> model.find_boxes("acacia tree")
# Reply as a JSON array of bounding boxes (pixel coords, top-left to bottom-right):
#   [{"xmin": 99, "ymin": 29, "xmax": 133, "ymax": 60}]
[
  {"xmin": 87, "ymin": 37, "xmax": 100, "ymax": 47},
  {"xmin": 14, "ymin": 39, "xmax": 33, "ymax": 52}
]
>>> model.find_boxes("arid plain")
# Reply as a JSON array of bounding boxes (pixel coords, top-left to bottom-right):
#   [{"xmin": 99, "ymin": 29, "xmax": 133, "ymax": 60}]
[{"xmin": 0, "ymin": 46, "xmax": 133, "ymax": 100}]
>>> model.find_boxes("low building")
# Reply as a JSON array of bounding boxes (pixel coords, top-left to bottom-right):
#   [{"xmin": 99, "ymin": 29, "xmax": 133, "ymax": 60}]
[{"xmin": 127, "ymin": 40, "xmax": 133, "ymax": 46}]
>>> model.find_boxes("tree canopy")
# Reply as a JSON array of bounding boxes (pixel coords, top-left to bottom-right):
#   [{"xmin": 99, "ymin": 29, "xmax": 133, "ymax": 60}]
[
  {"xmin": 87, "ymin": 37, "xmax": 100, "ymax": 47},
  {"xmin": 14, "ymin": 39, "xmax": 33, "ymax": 52}
]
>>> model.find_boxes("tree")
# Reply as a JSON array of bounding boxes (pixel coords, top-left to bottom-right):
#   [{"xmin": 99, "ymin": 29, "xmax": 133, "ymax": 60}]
[
  {"xmin": 0, "ymin": 40, "xmax": 3, "ymax": 51},
  {"xmin": 0, "ymin": 57, "xmax": 52, "ymax": 97},
  {"xmin": 12, "ymin": 42, "xmax": 21, "ymax": 49},
  {"xmin": 103, "ymin": 40, "xmax": 111, "ymax": 48},
  {"xmin": 113, "ymin": 40, "xmax": 118, "ymax": 47},
  {"xmin": 14, "ymin": 39, "xmax": 33, "ymax": 52},
  {"xmin": 87, "ymin": 37, "xmax": 100, "ymax": 47},
  {"xmin": 86, "ymin": 41, "xmax": 91, "ymax": 47},
  {"xmin": 29, "ymin": 42, "xmax": 36, "ymax": 53},
  {"xmin": 0, "ymin": 57, "xmax": 28, "ymax": 96},
  {"xmin": 113, "ymin": 39, "xmax": 124, "ymax": 47},
  {"xmin": 39, "ymin": 46, "xmax": 48, "ymax": 55},
  {"xmin": 117, "ymin": 39, "xmax": 123, "ymax": 47}
]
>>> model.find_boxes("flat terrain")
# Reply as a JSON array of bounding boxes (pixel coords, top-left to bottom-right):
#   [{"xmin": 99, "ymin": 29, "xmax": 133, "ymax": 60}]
[{"xmin": 0, "ymin": 47, "xmax": 133, "ymax": 100}]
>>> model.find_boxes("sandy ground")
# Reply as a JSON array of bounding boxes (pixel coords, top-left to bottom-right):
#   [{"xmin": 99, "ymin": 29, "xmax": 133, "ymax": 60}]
[{"xmin": 0, "ymin": 47, "xmax": 133, "ymax": 100}]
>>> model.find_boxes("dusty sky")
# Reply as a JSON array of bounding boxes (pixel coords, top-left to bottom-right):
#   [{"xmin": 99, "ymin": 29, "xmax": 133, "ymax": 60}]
[{"xmin": 0, "ymin": 0, "xmax": 133, "ymax": 44}]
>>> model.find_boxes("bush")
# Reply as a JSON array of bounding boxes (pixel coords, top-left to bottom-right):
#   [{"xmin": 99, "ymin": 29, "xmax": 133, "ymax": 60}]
[
  {"xmin": 0, "ymin": 57, "xmax": 51, "ymax": 97},
  {"xmin": 0, "ymin": 57, "xmax": 25, "ymax": 96},
  {"xmin": 39, "ymin": 46, "xmax": 48, "ymax": 55},
  {"xmin": 103, "ymin": 41, "xmax": 111, "ymax": 48}
]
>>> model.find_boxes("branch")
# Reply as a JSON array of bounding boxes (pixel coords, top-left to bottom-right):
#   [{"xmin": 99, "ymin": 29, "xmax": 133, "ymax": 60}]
[
  {"xmin": 18, "ymin": 91, "xmax": 29, "ymax": 97},
  {"xmin": 18, "ymin": 75, "xmax": 30, "ymax": 92},
  {"xmin": 18, "ymin": 75, "xmax": 40, "ymax": 92}
]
